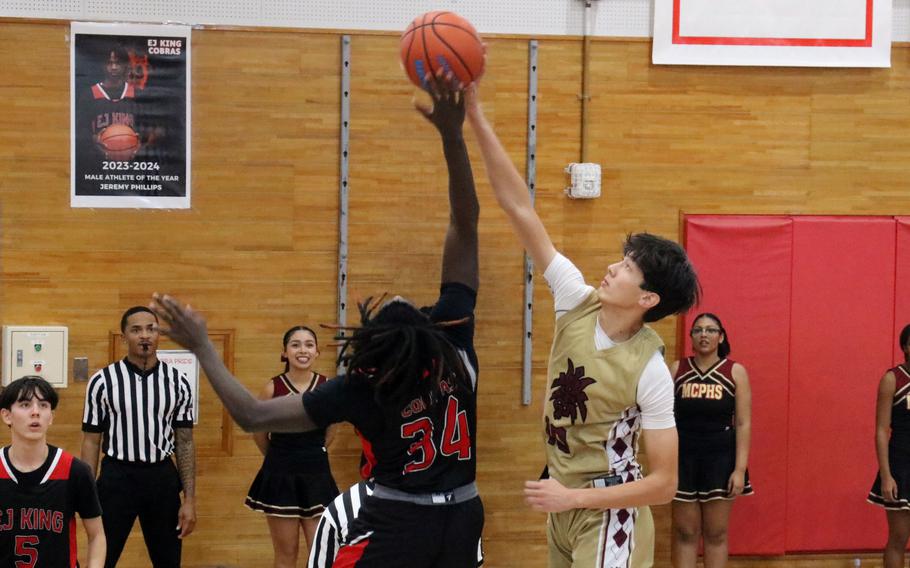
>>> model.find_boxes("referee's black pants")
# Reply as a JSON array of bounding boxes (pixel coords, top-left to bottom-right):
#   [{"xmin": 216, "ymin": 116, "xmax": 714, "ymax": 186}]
[{"xmin": 98, "ymin": 456, "xmax": 182, "ymax": 568}]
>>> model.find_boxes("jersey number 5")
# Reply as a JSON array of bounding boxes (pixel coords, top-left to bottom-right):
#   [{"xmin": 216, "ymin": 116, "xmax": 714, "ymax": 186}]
[
  {"xmin": 15, "ymin": 535, "xmax": 39, "ymax": 568},
  {"xmin": 401, "ymin": 396, "xmax": 472, "ymax": 474}
]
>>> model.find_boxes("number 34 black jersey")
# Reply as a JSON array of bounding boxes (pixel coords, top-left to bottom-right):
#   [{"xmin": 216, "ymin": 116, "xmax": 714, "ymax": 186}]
[{"xmin": 304, "ymin": 282, "xmax": 479, "ymax": 493}]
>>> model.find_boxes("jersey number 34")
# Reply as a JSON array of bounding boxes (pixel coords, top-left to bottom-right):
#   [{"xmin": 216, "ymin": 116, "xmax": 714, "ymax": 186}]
[{"xmin": 400, "ymin": 396, "xmax": 471, "ymax": 474}]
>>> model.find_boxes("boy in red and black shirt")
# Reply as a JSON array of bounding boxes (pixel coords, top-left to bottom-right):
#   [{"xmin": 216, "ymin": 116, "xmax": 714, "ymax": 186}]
[{"xmin": 0, "ymin": 376, "xmax": 104, "ymax": 568}]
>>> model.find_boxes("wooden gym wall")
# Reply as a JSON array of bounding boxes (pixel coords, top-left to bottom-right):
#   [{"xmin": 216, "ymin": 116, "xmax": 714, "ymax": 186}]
[{"xmin": 1, "ymin": 19, "xmax": 910, "ymax": 567}]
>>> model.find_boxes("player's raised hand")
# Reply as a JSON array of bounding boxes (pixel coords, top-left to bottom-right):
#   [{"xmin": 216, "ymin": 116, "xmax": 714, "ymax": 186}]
[
  {"xmin": 415, "ymin": 68, "xmax": 465, "ymax": 136},
  {"xmin": 150, "ymin": 293, "xmax": 210, "ymax": 351}
]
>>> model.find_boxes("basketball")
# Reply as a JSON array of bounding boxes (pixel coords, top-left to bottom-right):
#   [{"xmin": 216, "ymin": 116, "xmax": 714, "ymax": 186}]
[
  {"xmin": 400, "ymin": 11, "xmax": 485, "ymax": 89},
  {"xmin": 98, "ymin": 124, "xmax": 140, "ymax": 161}
]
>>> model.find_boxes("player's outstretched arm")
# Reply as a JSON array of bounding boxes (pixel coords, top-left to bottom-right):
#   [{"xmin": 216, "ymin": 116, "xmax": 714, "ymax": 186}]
[
  {"xmin": 465, "ymin": 85, "xmax": 556, "ymax": 271},
  {"xmin": 150, "ymin": 293, "xmax": 318, "ymax": 433},
  {"xmin": 252, "ymin": 381, "xmax": 274, "ymax": 456},
  {"xmin": 416, "ymin": 72, "xmax": 479, "ymax": 290}
]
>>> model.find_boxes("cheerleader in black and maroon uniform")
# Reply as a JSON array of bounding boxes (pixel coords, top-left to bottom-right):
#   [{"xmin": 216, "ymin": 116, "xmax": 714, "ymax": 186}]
[
  {"xmin": 869, "ymin": 324, "xmax": 910, "ymax": 568},
  {"xmin": 245, "ymin": 326, "xmax": 339, "ymax": 568},
  {"xmin": 670, "ymin": 313, "xmax": 753, "ymax": 568}
]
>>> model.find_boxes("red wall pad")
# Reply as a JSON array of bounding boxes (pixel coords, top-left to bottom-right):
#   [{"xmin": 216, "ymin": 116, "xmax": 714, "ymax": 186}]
[
  {"xmin": 785, "ymin": 217, "xmax": 895, "ymax": 552},
  {"xmin": 895, "ymin": 218, "xmax": 910, "ymax": 364},
  {"xmin": 683, "ymin": 215, "xmax": 792, "ymax": 555}
]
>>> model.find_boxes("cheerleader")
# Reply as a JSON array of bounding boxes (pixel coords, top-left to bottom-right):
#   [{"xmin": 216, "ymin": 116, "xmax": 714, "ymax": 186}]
[
  {"xmin": 670, "ymin": 313, "xmax": 752, "ymax": 568},
  {"xmin": 245, "ymin": 326, "xmax": 339, "ymax": 568},
  {"xmin": 868, "ymin": 324, "xmax": 910, "ymax": 568}
]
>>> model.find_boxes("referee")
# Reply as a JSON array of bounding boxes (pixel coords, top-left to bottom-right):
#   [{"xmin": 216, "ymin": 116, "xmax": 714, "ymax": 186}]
[
  {"xmin": 81, "ymin": 306, "xmax": 196, "ymax": 568},
  {"xmin": 308, "ymin": 480, "xmax": 374, "ymax": 568}
]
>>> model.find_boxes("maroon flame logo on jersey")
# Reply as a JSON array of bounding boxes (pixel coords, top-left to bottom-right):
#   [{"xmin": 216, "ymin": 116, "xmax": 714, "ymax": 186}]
[
  {"xmin": 549, "ymin": 358, "xmax": 596, "ymax": 424},
  {"xmin": 545, "ymin": 417, "xmax": 570, "ymax": 454}
]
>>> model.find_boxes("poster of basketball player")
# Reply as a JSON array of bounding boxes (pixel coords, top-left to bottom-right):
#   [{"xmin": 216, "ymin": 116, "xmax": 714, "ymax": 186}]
[{"xmin": 71, "ymin": 22, "xmax": 190, "ymax": 208}]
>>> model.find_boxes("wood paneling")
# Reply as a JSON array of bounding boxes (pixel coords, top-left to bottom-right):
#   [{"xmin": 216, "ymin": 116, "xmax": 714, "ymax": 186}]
[{"xmin": 1, "ymin": 21, "xmax": 909, "ymax": 567}]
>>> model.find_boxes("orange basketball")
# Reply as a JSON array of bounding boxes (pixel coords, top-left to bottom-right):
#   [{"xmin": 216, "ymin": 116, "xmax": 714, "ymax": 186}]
[
  {"xmin": 98, "ymin": 124, "xmax": 139, "ymax": 161},
  {"xmin": 400, "ymin": 11, "xmax": 485, "ymax": 89}
]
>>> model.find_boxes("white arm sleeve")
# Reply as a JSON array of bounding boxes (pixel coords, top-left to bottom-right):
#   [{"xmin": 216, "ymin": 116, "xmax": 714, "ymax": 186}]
[
  {"xmin": 543, "ymin": 253, "xmax": 595, "ymax": 319},
  {"xmin": 637, "ymin": 352, "xmax": 676, "ymax": 430}
]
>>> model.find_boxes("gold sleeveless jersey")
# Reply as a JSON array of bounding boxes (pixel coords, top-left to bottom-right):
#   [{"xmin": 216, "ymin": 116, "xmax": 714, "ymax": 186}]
[{"xmin": 543, "ymin": 291, "xmax": 665, "ymax": 489}]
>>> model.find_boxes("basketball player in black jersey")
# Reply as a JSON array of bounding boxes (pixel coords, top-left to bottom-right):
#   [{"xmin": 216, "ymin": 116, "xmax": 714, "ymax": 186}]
[
  {"xmin": 151, "ymin": 72, "xmax": 482, "ymax": 567},
  {"xmin": 1, "ymin": 376, "xmax": 105, "ymax": 568}
]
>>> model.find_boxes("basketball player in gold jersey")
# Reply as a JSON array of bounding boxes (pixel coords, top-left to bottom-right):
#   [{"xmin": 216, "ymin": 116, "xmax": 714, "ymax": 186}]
[{"xmin": 464, "ymin": 82, "xmax": 700, "ymax": 568}]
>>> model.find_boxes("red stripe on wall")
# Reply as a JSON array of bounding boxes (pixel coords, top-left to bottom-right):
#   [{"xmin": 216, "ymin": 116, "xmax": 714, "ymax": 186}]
[
  {"xmin": 683, "ymin": 215, "xmax": 792, "ymax": 555},
  {"xmin": 784, "ymin": 217, "xmax": 893, "ymax": 551},
  {"xmin": 684, "ymin": 215, "xmax": 906, "ymax": 553}
]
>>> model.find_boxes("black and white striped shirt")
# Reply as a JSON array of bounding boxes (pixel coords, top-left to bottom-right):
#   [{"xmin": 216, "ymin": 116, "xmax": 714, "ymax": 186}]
[
  {"xmin": 307, "ymin": 481, "xmax": 374, "ymax": 568},
  {"xmin": 82, "ymin": 358, "xmax": 194, "ymax": 463}
]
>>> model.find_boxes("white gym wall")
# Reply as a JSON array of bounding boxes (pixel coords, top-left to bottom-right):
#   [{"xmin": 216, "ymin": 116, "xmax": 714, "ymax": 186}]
[{"xmin": 3, "ymin": 0, "xmax": 908, "ymax": 41}]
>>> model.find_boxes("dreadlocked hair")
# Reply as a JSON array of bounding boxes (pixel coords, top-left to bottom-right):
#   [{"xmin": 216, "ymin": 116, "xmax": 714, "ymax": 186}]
[{"xmin": 334, "ymin": 296, "xmax": 470, "ymax": 408}]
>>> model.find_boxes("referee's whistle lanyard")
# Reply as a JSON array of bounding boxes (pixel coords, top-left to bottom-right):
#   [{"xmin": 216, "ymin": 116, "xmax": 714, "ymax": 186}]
[
  {"xmin": 126, "ymin": 356, "xmax": 156, "ymax": 381},
  {"xmin": 140, "ymin": 344, "xmax": 150, "ymax": 374}
]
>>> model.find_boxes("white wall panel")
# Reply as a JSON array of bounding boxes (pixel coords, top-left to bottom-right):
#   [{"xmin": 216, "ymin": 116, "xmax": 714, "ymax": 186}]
[
  {"xmin": 2, "ymin": 0, "xmax": 908, "ymax": 41},
  {"xmin": 897, "ymin": 0, "xmax": 910, "ymax": 40}
]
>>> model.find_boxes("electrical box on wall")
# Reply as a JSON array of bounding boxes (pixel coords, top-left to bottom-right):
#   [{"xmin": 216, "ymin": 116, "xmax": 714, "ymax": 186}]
[
  {"xmin": 564, "ymin": 163, "xmax": 602, "ymax": 199},
  {"xmin": 2, "ymin": 326, "xmax": 69, "ymax": 387}
]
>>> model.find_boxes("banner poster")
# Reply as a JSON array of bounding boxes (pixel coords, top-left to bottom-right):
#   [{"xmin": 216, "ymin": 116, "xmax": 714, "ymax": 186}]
[
  {"xmin": 71, "ymin": 22, "xmax": 191, "ymax": 208},
  {"xmin": 157, "ymin": 350, "xmax": 200, "ymax": 424},
  {"xmin": 653, "ymin": 0, "xmax": 891, "ymax": 68}
]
